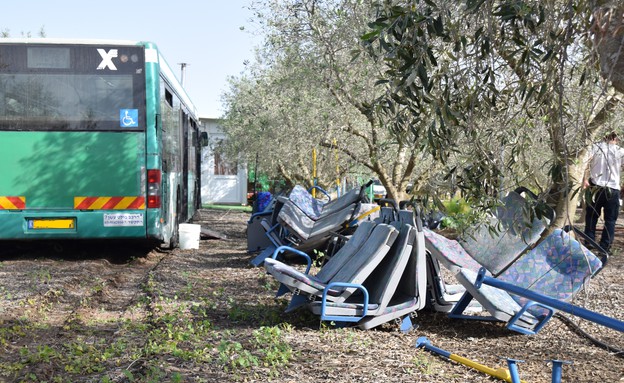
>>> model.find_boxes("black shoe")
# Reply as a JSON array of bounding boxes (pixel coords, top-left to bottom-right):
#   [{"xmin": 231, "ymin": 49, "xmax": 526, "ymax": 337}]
[{"xmin": 598, "ymin": 244, "xmax": 611, "ymax": 256}]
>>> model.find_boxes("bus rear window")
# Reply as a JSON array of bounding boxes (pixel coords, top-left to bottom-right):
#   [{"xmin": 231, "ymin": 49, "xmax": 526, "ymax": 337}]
[{"xmin": 0, "ymin": 44, "xmax": 146, "ymax": 131}]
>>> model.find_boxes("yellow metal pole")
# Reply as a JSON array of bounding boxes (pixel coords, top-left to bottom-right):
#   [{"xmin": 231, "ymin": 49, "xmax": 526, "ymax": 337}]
[
  {"xmin": 312, "ymin": 148, "xmax": 317, "ymax": 198},
  {"xmin": 449, "ymin": 355, "xmax": 527, "ymax": 383},
  {"xmin": 416, "ymin": 337, "xmax": 527, "ymax": 383},
  {"xmin": 333, "ymin": 139, "xmax": 340, "ymax": 196}
]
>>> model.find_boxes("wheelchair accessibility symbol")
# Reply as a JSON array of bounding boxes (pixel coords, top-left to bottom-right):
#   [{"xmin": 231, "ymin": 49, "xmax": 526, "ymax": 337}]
[{"xmin": 120, "ymin": 109, "xmax": 139, "ymax": 128}]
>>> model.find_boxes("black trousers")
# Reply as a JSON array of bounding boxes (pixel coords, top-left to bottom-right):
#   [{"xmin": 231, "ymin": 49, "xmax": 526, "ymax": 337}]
[{"xmin": 584, "ymin": 186, "xmax": 620, "ymax": 251}]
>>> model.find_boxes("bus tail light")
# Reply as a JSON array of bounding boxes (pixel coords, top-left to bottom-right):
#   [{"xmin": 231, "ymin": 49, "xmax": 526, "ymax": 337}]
[{"xmin": 147, "ymin": 169, "xmax": 161, "ymax": 208}]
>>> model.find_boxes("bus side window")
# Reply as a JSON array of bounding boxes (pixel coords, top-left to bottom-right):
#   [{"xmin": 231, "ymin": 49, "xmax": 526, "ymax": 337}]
[{"xmin": 199, "ymin": 132, "xmax": 208, "ymax": 147}]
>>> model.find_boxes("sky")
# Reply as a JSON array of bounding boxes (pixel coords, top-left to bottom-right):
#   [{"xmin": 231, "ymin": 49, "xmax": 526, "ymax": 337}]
[{"xmin": 1, "ymin": 0, "xmax": 260, "ymax": 118}]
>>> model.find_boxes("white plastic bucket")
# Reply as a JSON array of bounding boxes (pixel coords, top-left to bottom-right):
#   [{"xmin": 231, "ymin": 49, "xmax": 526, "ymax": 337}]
[{"xmin": 179, "ymin": 223, "xmax": 201, "ymax": 250}]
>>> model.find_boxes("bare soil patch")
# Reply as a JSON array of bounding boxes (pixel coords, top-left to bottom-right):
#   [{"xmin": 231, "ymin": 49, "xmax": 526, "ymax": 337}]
[{"xmin": 0, "ymin": 208, "xmax": 622, "ymax": 382}]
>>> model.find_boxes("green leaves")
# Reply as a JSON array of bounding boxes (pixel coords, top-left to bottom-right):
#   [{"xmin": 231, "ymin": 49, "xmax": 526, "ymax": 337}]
[
  {"xmin": 361, "ymin": 0, "xmax": 608, "ymax": 223},
  {"xmin": 465, "ymin": 0, "xmax": 486, "ymax": 14}
]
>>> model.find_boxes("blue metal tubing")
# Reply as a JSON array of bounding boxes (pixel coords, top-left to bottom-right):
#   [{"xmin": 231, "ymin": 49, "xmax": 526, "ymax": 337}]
[
  {"xmin": 272, "ymin": 246, "xmax": 312, "ymax": 274},
  {"xmin": 247, "ymin": 210, "xmax": 272, "ymax": 224},
  {"xmin": 475, "ymin": 268, "xmax": 624, "ymax": 333},
  {"xmin": 416, "ymin": 337, "xmax": 452, "ymax": 358},
  {"xmin": 505, "ymin": 358, "xmax": 524, "ymax": 383},
  {"xmin": 506, "ymin": 301, "xmax": 555, "ymax": 335},
  {"xmin": 307, "ymin": 185, "xmax": 331, "ymax": 201},
  {"xmin": 320, "ymin": 282, "xmax": 369, "ymax": 323},
  {"xmin": 550, "ymin": 360, "xmax": 572, "ymax": 383}
]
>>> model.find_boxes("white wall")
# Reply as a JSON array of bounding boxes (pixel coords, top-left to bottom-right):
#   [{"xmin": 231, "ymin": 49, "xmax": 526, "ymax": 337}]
[{"xmin": 199, "ymin": 118, "xmax": 248, "ymax": 205}]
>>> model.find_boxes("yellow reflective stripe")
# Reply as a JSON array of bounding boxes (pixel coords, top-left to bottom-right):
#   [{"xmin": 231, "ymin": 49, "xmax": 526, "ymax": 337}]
[
  {"xmin": 74, "ymin": 197, "xmax": 87, "ymax": 208},
  {"xmin": 115, "ymin": 197, "xmax": 137, "ymax": 209},
  {"xmin": 0, "ymin": 197, "xmax": 16, "ymax": 209},
  {"xmin": 89, "ymin": 198, "xmax": 109, "ymax": 210},
  {"xmin": 0, "ymin": 196, "xmax": 26, "ymax": 209}
]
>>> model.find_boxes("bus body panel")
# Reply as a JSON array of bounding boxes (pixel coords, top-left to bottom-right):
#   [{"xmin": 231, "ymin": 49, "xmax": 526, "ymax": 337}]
[
  {"xmin": 0, "ymin": 131, "xmax": 147, "ymax": 239},
  {"xmin": 0, "ymin": 131, "xmax": 144, "ymax": 208}
]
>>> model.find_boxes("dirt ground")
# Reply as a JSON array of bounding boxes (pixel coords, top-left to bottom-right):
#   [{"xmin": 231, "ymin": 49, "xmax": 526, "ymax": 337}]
[{"xmin": 0, "ymin": 208, "xmax": 623, "ymax": 382}]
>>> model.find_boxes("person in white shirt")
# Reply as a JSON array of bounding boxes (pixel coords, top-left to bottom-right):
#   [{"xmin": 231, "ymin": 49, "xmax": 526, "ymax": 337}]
[{"xmin": 583, "ymin": 132, "xmax": 624, "ymax": 252}]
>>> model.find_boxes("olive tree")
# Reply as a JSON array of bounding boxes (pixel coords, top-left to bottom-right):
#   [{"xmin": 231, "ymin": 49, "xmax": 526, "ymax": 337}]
[
  {"xmin": 363, "ymin": 0, "xmax": 624, "ymax": 226},
  {"xmin": 221, "ymin": 0, "xmax": 438, "ymax": 199}
]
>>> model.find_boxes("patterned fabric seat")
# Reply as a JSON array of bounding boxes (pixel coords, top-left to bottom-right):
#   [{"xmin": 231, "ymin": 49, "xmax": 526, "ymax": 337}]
[
  {"xmin": 452, "ymin": 229, "xmax": 603, "ymax": 334},
  {"xmin": 424, "ymin": 189, "xmax": 550, "ymax": 313},
  {"xmin": 459, "ymin": 191, "xmax": 547, "ymax": 275},
  {"xmin": 423, "ymin": 228, "xmax": 485, "ymax": 273},
  {"xmin": 497, "ymin": 229, "xmax": 602, "ymax": 318},
  {"xmin": 286, "ymin": 185, "xmax": 326, "ymax": 221}
]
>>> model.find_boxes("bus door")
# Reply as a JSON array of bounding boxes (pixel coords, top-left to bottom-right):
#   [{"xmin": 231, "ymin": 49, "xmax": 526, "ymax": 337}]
[{"xmin": 180, "ymin": 111, "xmax": 189, "ymax": 222}]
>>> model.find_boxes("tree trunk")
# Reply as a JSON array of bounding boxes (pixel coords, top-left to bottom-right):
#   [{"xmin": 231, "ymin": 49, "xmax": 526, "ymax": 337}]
[
  {"xmin": 550, "ymin": 162, "xmax": 585, "ymax": 228},
  {"xmin": 593, "ymin": 5, "xmax": 624, "ymax": 92}
]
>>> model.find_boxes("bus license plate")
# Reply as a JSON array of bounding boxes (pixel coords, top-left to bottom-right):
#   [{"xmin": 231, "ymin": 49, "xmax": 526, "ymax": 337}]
[{"xmin": 29, "ymin": 218, "xmax": 75, "ymax": 229}]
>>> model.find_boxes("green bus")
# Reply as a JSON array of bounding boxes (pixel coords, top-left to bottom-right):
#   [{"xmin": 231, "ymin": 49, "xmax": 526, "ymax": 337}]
[{"xmin": 0, "ymin": 39, "xmax": 202, "ymax": 248}]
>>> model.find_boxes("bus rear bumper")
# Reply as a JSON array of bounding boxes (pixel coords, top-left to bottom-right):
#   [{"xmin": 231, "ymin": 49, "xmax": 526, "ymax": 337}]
[{"xmin": 0, "ymin": 210, "xmax": 153, "ymax": 240}]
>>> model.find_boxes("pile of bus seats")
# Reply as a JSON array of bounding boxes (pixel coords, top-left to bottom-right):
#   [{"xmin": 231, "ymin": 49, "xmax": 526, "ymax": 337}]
[
  {"xmin": 250, "ymin": 181, "xmax": 378, "ymax": 266},
  {"xmin": 424, "ymin": 187, "xmax": 553, "ymax": 313},
  {"xmin": 262, "ymin": 207, "xmax": 428, "ymax": 331},
  {"xmin": 256, "ymin": 186, "xmax": 615, "ymax": 335}
]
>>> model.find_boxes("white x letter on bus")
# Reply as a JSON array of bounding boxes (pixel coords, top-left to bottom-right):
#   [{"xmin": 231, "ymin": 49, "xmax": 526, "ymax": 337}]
[{"xmin": 97, "ymin": 49, "xmax": 118, "ymax": 70}]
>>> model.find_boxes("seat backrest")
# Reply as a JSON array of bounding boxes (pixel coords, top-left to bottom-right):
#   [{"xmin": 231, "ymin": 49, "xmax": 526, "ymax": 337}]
[
  {"xmin": 277, "ymin": 200, "xmax": 316, "ymax": 240},
  {"xmin": 424, "ymin": 228, "xmax": 484, "ymax": 272},
  {"xmin": 374, "ymin": 206, "xmax": 397, "ymax": 224},
  {"xmin": 320, "ymin": 188, "xmax": 360, "ymax": 217},
  {"xmin": 362, "ymin": 222, "xmax": 415, "ymax": 309},
  {"xmin": 329, "ymin": 223, "xmax": 398, "ymax": 292},
  {"xmin": 396, "ymin": 224, "xmax": 427, "ymax": 309},
  {"xmin": 308, "ymin": 204, "xmax": 358, "ymax": 239},
  {"xmin": 459, "ymin": 191, "xmax": 548, "ymax": 275},
  {"xmin": 315, "ymin": 221, "xmax": 377, "ymax": 283},
  {"xmin": 498, "ymin": 228, "xmax": 603, "ymax": 318},
  {"xmin": 287, "ymin": 185, "xmax": 326, "ymax": 221}
]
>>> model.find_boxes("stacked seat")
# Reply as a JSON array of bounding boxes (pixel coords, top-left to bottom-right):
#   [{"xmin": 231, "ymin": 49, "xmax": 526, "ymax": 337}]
[
  {"xmin": 263, "ymin": 208, "xmax": 429, "ymax": 330},
  {"xmin": 250, "ymin": 182, "xmax": 376, "ymax": 266},
  {"xmin": 264, "ymin": 221, "xmax": 398, "ymax": 311},
  {"xmin": 310, "ymin": 210, "xmax": 428, "ymax": 330}
]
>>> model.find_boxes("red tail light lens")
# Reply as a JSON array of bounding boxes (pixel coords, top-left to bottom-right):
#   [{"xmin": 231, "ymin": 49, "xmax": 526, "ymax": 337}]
[
  {"xmin": 147, "ymin": 169, "xmax": 161, "ymax": 208},
  {"xmin": 147, "ymin": 169, "xmax": 161, "ymax": 184},
  {"xmin": 147, "ymin": 195, "xmax": 161, "ymax": 208}
]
